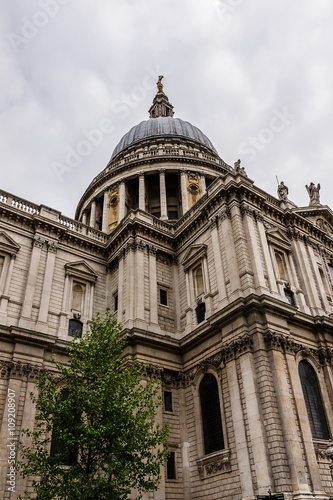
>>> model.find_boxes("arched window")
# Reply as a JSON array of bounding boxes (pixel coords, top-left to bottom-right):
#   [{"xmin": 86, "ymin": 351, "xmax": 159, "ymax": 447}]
[
  {"xmin": 193, "ymin": 264, "xmax": 204, "ymax": 297},
  {"xmin": 275, "ymin": 251, "xmax": 287, "ymax": 280},
  {"xmin": 199, "ymin": 373, "xmax": 224, "ymax": 454},
  {"xmin": 298, "ymin": 360, "xmax": 330, "ymax": 440},
  {"xmin": 72, "ymin": 283, "xmax": 84, "ymax": 311},
  {"xmin": 68, "ymin": 319, "xmax": 83, "ymax": 338}
]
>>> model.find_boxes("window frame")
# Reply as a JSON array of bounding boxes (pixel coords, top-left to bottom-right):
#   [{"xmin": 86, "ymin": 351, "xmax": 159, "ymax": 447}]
[{"xmin": 298, "ymin": 360, "xmax": 330, "ymax": 441}]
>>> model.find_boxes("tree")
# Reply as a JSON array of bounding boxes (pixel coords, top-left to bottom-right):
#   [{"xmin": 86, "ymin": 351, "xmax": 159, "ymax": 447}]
[{"xmin": 18, "ymin": 310, "xmax": 169, "ymax": 500}]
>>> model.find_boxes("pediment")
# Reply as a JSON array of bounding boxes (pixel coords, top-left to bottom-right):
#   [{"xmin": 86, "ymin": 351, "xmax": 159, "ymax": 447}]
[
  {"xmin": 293, "ymin": 206, "xmax": 333, "ymax": 236},
  {"xmin": 266, "ymin": 228, "xmax": 291, "ymax": 251},
  {"xmin": 65, "ymin": 261, "xmax": 98, "ymax": 282},
  {"xmin": 182, "ymin": 245, "xmax": 207, "ymax": 270},
  {"xmin": 0, "ymin": 231, "xmax": 20, "ymax": 255}
]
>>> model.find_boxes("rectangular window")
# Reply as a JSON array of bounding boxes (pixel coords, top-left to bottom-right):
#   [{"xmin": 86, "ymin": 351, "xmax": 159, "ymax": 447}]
[
  {"xmin": 166, "ymin": 451, "xmax": 176, "ymax": 480},
  {"xmin": 160, "ymin": 288, "xmax": 168, "ymax": 306},
  {"xmin": 114, "ymin": 293, "xmax": 118, "ymax": 312},
  {"xmin": 164, "ymin": 391, "xmax": 173, "ymax": 412},
  {"xmin": 196, "ymin": 302, "xmax": 206, "ymax": 324}
]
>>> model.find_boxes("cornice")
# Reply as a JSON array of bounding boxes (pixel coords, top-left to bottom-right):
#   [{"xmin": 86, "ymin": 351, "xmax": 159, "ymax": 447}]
[
  {"xmin": 0, "ymin": 360, "xmax": 42, "ymax": 381},
  {"xmin": 263, "ymin": 330, "xmax": 333, "ymax": 365}
]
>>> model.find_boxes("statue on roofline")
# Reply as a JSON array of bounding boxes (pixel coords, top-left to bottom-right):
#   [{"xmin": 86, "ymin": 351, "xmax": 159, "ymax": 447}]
[
  {"xmin": 306, "ymin": 182, "xmax": 321, "ymax": 206},
  {"xmin": 277, "ymin": 181, "xmax": 289, "ymax": 201},
  {"xmin": 157, "ymin": 75, "xmax": 164, "ymax": 94}
]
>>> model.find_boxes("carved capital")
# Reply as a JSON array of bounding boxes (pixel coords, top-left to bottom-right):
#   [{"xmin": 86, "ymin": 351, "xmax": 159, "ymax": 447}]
[
  {"xmin": 33, "ymin": 237, "xmax": 44, "ymax": 248},
  {"xmin": 218, "ymin": 208, "xmax": 230, "ymax": 222},
  {"xmin": 47, "ymin": 242, "xmax": 58, "ymax": 254},
  {"xmin": 0, "ymin": 361, "xmax": 41, "ymax": 381}
]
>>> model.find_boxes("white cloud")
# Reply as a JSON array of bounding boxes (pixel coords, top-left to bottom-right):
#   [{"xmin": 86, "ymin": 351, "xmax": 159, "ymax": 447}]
[{"xmin": 0, "ymin": 0, "xmax": 333, "ymax": 216}]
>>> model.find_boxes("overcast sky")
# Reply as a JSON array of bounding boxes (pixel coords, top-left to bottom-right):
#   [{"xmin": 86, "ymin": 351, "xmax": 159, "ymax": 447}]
[{"xmin": 1, "ymin": 0, "xmax": 333, "ymax": 218}]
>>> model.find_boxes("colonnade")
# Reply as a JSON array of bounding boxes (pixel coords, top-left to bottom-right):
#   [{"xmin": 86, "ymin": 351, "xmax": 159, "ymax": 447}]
[{"xmin": 80, "ymin": 170, "xmax": 208, "ymax": 231}]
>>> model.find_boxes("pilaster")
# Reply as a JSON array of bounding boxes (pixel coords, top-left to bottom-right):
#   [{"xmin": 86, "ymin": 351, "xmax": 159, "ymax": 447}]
[
  {"xmin": 89, "ymin": 200, "xmax": 96, "ymax": 228},
  {"xmin": 36, "ymin": 241, "xmax": 58, "ymax": 333},
  {"xmin": 159, "ymin": 170, "xmax": 167, "ymax": 220},
  {"xmin": 139, "ymin": 174, "xmax": 146, "ymax": 211},
  {"xmin": 19, "ymin": 237, "xmax": 44, "ymax": 329},
  {"xmin": 180, "ymin": 171, "xmax": 189, "ymax": 214}
]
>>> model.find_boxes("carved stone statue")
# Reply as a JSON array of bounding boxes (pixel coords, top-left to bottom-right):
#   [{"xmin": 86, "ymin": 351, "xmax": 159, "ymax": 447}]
[
  {"xmin": 306, "ymin": 182, "xmax": 321, "ymax": 206},
  {"xmin": 234, "ymin": 159, "xmax": 247, "ymax": 177},
  {"xmin": 157, "ymin": 75, "xmax": 164, "ymax": 93},
  {"xmin": 277, "ymin": 181, "xmax": 288, "ymax": 201}
]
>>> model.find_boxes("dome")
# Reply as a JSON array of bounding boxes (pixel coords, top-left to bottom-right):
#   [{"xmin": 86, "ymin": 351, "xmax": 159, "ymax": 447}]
[{"xmin": 111, "ymin": 116, "xmax": 218, "ymax": 159}]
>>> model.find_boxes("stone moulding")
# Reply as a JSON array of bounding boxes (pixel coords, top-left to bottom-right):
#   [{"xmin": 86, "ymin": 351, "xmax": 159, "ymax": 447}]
[
  {"xmin": 197, "ymin": 448, "xmax": 231, "ymax": 479},
  {"xmin": 263, "ymin": 331, "xmax": 333, "ymax": 366}
]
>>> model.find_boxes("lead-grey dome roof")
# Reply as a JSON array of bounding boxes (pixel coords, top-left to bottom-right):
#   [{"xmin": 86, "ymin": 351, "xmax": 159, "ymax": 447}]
[{"xmin": 111, "ymin": 116, "xmax": 218, "ymax": 159}]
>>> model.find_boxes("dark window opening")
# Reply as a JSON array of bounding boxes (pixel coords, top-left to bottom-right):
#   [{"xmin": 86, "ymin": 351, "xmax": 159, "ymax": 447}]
[
  {"xmin": 166, "ymin": 451, "xmax": 176, "ymax": 480},
  {"xmin": 196, "ymin": 303, "xmax": 206, "ymax": 324},
  {"xmin": 164, "ymin": 391, "xmax": 173, "ymax": 412},
  {"xmin": 114, "ymin": 294, "xmax": 118, "ymax": 312},
  {"xmin": 168, "ymin": 210, "xmax": 178, "ymax": 220},
  {"xmin": 205, "ymin": 177, "xmax": 215, "ymax": 189},
  {"xmin": 284, "ymin": 289, "xmax": 295, "ymax": 306},
  {"xmin": 68, "ymin": 319, "xmax": 83, "ymax": 338},
  {"xmin": 299, "ymin": 360, "xmax": 330, "ymax": 440},
  {"xmin": 50, "ymin": 389, "xmax": 78, "ymax": 465},
  {"xmin": 160, "ymin": 288, "xmax": 168, "ymax": 306},
  {"xmin": 200, "ymin": 374, "xmax": 224, "ymax": 454}
]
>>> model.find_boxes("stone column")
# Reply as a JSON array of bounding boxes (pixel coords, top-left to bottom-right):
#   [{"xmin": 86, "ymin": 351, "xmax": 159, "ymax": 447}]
[
  {"xmin": 172, "ymin": 257, "xmax": 181, "ymax": 332},
  {"xmin": 267, "ymin": 344, "xmax": 312, "ymax": 495},
  {"xmin": 179, "ymin": 386, "xmax": 192, "ymax": 500},
  {"xmin": 82, "ymin": 211, "xmax": 87, "ymax": 225},
  {"xmin": 117, "ymin": 250, "xmax": 124, "ymax": 324},
  {"xmin": 226, "ymin": 358, "xmax": 254, "ymax": 498},
  {"xmin": 238, "ymin": 350, "xmax": 273, "ymax": 494},
  {"xmin": 58, "ymin": 271, "xmax": 70, "ymax": 339},
  {"xmin": 102, "ymin": 190, "xmax": 109, "ymax": 233},
  {"xmin": 218, "ymin": 208, "xmax": 241, "ymax": 297},
  {"xmin": 180, "ymin": 171, "xmax": 189, "ymax": 214},
  {"xmin": 202, "ymin": 256, "xmax": 213, "ymax": 317},
  {"xmin": 135, "ymin": 241, "xmax": 145, "ymax": 322},
  {"xmin": 159, "ymin": 170, "xmax": 167, "ymax": 220},
  {"xmin": 256, "ymin": 214, "xmax": 279, "ymax": 294},
  {"xmin": 36, "ymin": 242, "xmax": 58, "ymax": 333},
  {"xmin": 307, "ymin": 241, "xmax": 330, "ymax": 311},
  {"xmin": 0, "ymin": 373, "xmax": 23, "ymax": 497},
  {"xmin": 0, "ymin": 255, "xmax": 16, "ymax": 324},
  {"xmin": 200, "ymin": 175, "xmax": 206, "ymax": 194},
  {"xmin": 89, "ymin": 200, "xmax": 96, "ymax": 228},
  {"xmin": 125, "ymin": 242, "xmax": 135, "ymax": 324},
  {"xmin": 19, "ymin": 237, "xmax": 44, "ymax": 329},
  {"xmin": 210, "ymin": 218, "xmax": 227, "ymax": 306},
  {"xmin": 139, "ymin": 174, "xmax": 146, "ymax": 211},
  {"xmin": 241, "ymin": 205, "xmax": 267, "ymax": 291},
  {"xmin": 184, "ymin": 271, "xmax": 193, "ymax": 329},
  {"xmin": 15, "ymin": 379, "xmax": 39, "ymax": 496},
  {"xmin": 118, "ymin": 182, "xmax": 126, "ymax": 222},
  {"xmin": 291, "ymin": 236, "xmax": 322, "ymax": 314},
  {"xmin": 148, "ymin": 246, "xmax": 158, "ymax": 325}
]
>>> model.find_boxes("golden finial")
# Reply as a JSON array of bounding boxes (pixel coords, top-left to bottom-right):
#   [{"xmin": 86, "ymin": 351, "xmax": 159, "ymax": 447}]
[{"xmin": 157, "ymin": 75, "xmax": 164, "ymax": 93}]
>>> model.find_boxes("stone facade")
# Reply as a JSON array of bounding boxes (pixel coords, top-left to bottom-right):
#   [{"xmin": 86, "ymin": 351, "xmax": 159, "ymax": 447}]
[{"xmin": 0, "ymin": 84, "xmax": 333, "ymax": 499}]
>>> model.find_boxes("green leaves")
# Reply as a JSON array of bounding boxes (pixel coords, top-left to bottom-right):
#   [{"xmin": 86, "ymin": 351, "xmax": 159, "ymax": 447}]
[{"xmin": 18, "ymin": 310, "xmax": 169, "ymax": 500}]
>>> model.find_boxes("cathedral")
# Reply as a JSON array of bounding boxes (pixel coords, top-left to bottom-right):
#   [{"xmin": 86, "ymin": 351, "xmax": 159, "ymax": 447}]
[{"xmin": 0, "ymin": 77, "xmax": 332, "ymax": 500}]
